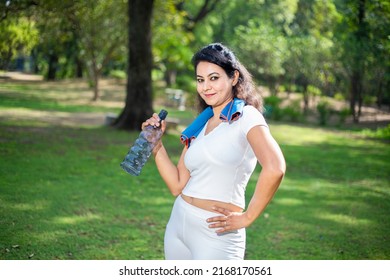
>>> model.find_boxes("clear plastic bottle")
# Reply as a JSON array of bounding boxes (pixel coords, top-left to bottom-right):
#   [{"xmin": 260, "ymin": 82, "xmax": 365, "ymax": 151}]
[{"xmin": 120, "ymin": 109, "xmax": 168, "ymax": 176}]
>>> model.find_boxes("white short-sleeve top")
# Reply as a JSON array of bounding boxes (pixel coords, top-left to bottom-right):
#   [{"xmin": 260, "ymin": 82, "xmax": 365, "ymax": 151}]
[{"xmin": 182, "ymin": 105, "xmax": 268, "ymax": 209}]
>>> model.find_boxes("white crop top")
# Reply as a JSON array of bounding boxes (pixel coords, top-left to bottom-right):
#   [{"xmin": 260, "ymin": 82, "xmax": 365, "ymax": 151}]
[{"xmin": 183, "ymin": 105, "xmax": 268, "ymax": 209}]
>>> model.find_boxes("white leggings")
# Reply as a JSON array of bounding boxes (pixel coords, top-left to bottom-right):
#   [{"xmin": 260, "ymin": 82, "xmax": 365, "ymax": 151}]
[{"xmin": 164, "ymin": 195, "xmax": 246, "ymax": 260}]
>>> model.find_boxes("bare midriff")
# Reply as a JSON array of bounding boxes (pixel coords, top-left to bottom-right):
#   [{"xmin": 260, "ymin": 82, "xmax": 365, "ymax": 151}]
[{"xmin": 181, "ymin": 194, "xmax": 243, "ymax": 214}]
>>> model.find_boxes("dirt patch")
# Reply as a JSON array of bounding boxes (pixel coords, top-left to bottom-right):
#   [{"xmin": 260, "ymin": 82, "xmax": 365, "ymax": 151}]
[
  {"xmin": 0, "ymin": 71, "xmax": 44, "ymax": 81},
  {"xmin": 0, "ymin": 108, "xmax": 107, "ymax": 127},
  {"xmin": 0, "ymin": 72, "xmax": 124, "ymax": 127}
]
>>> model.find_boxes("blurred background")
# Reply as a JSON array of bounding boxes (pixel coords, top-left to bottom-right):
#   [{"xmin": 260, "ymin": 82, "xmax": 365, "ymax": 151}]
[
  {"xmin": 1, "ymin": 0, "xmax": 389, "ymax": 260},
  {"xmin": 1, "ymin": 0, "xmax": 389, "ymax": 129}
]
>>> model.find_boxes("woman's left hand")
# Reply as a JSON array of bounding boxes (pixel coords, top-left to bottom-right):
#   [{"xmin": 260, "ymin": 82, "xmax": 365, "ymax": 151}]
[{"xmin": 206, "ymin": 206, "xmax": 250, "ymax": 233}]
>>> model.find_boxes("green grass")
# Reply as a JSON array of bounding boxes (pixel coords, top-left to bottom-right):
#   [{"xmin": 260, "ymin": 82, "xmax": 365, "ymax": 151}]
[
  {"xmin": 0, "ymin": 80, "xmax": 389, "ymax": 260},
  {"xmin": 247, "ymin": 124, "xmax": 390, "ymax": 259}
]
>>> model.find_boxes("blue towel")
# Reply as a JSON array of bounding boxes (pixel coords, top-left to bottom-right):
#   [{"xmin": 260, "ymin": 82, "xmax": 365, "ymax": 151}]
[{"xmin": 181, "ymin": 98, "xmax": 245, "ymax": 147}]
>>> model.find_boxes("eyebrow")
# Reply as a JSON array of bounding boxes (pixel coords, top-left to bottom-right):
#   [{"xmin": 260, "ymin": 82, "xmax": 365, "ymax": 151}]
[{"xmin": 196, "ymin": 72, "xmax": 220, "ymax": 78}]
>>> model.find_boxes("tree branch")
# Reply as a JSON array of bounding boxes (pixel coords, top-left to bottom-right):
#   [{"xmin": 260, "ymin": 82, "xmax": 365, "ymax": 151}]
[{"xmin": 176, "ymin": 0, "xmax": 219, "ymax": 32}]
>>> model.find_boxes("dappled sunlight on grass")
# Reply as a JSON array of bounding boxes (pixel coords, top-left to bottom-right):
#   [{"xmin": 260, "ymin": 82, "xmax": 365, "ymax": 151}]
[
  {"xmin": 53, "ymin": 214, "xmax": 101, "ymax": 225},
  {"xmin": 274, "ymin": 197, "xmax": 304, "ymax": 206},
  {"xmin": 7, "ymin": 201, "xmax": 48, "ymax": 212},
  {"xmin": 316, "ymin": 213, "xmax": 372, "ymax": 226}
]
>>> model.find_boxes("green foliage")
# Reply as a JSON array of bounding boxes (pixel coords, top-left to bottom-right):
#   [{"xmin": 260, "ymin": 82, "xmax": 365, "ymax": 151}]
[
  {"xmin": 338, "ymin": 107, "xmax": 351, "ymax": 125},
  {"xmin": 282, "ymin": 99, "xmax": 302, "ymax": 122},
  {"xmin": 361, "ymin": 124, "xmax": 390, "ymax": 141},
  {"xmin": 334, "ymin": 92, "xmax": 345, "ymax": 101},
  {"xmin": 2, "ymin": 0, "xmax": 389, "ymax": 122},
  {"xmin": 175, "ymin": 74, "xmax": 196, "ymax": 95},
  {"xmin": 363, "ymin": 95, "xmax": 377, "ymax": 106},
  {"xmin": 74, "ymin": 0, "xmax": 127, "ymax": 98},
  {"xmin": 153, "ymin": 1, "xmax": 193, "ymax": 72},
  {"xmin": 335, "ymin": 0, "xmax": 390, "ymax": 119},
  {"xmin": 233, "ymin": 19, "xmax": 287, "ymax": 81},
  {"xmin": 0, "ymin": 17, "xmax": 39, "ymax": 68},
  {"xmin": 263, "ymin": 96, "xmax": 283, "ymax": 120},
  {"xmin": 307, "ymin": 85, "xmax": 322, "ymax": 97},
  {"xmin": 108, "ymin": 70, "xmax": 126, "ymax": 80}
]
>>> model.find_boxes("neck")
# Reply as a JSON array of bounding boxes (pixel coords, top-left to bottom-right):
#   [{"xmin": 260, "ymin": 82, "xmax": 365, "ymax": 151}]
[{"xmin": 211, "ymin": 97, "xmax": 234, "ymax": 118}]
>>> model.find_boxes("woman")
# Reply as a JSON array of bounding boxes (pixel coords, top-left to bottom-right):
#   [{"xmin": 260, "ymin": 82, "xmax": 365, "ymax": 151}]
[{"xmin": 142, "ymin": 43, "xmax": 286, "ymax": 260}]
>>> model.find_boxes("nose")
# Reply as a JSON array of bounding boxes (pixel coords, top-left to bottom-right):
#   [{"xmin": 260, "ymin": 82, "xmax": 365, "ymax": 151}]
[{"xmin": 202, "ymin": 80, "xmax": 211, "ymax": 92}]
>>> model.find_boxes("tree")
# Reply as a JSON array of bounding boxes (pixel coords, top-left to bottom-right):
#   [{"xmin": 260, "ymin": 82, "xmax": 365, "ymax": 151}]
[
  {"xmin": 73, "ymin": 0, "xmax": 127, "ymax": 101},
  {"xmin": 357, "ymin": 0, "xmax": 390, "ymax": 111},
  {"xmin": 336, "ymin": 0, "xmax": 390, "ymax": 121},
  {"xmin": 233, "ymin": 19, "xmax": 288, "ymax": 95},
  {"xmin": 156, "ymin": 0, "xmax": 220, "ymax": 87},
  {"xmin": 176, "ymin": 0, "xmax": 219, "ymax": 32},
  {"xmin": 283, "ymin": 0, "xmax": 340, "ymax": 112},
  {"xmin": 339, "ymin": 0, "xmax": 369, "ymax": 122},
  {"xmin": 33, "ymin": 6, "xmax": 78, "ymax": 80},
  {"xmin": 112, "ymin": 0, "xmax": 155, "ymax": 130},
  {"xmin": 153, "ymin": 1, "xmax": 193, "ymax": 87},
  {"xmin": 113, "ymin": 0, "xmax": 221, "ymax": 131}
]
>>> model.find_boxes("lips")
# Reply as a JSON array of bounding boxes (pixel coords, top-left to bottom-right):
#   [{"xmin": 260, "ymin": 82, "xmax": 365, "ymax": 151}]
[{"xmin": 204, "ymin": 93, "xmax": 216, "ymax": 98}]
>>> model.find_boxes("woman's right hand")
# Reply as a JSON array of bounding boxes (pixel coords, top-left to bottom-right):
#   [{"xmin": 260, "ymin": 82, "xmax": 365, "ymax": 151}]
[
  {"xmin": 141, "ymin": 113, "xmax": 167, "ymax": 133},
  {"xmin": 142, "ymin": 113, "xmax": 167, "ymax": 156}
]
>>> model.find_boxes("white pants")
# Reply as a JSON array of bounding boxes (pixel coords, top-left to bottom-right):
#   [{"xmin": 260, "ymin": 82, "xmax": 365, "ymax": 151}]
[{"xmin": 164, "ymin": 195, "xmax": 246, "ymax": 260}]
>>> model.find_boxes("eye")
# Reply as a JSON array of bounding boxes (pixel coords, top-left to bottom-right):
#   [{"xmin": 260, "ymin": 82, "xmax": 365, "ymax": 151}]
[
  {"xmin": 210, "ymin": 76, "xmax": 219, "ymax": 81},
  {"xmin": 196, "ymin": 78, "xmax": 204, "ymax": 83}
]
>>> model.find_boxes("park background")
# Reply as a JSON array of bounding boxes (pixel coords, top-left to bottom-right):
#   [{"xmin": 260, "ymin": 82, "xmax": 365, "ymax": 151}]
[{"xmin": 1, "ymin": 0, "xmax": 389, "ymax": 260}]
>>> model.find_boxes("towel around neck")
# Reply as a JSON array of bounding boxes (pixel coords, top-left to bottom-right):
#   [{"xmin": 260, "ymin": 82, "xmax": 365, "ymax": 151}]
[{"xmin": 180, "ymin": 98, "xmax": 245, "ymax": 147}]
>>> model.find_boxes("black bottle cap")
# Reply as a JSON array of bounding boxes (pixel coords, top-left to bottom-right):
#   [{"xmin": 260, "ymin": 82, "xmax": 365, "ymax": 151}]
[{"xmin": 158, "ymin": 109, "xmax": 168, "ymax": 120}]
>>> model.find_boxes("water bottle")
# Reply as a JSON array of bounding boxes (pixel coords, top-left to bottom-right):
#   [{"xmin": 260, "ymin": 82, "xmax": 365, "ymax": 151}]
[{"xmin": 120, "ymin": 109, "xmax": 168, "ymax": 176}]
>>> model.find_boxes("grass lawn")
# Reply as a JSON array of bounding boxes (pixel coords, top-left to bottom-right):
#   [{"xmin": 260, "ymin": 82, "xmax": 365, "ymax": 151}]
[{"xmin": 0, "ymin": 79, "xmax": 389, "ymax": 260}]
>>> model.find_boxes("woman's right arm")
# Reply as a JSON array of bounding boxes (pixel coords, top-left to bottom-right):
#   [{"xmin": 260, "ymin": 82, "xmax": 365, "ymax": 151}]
[
  {"xmin": 142, "ymin": 113, "xmax": 190, "ymax": 196},
  {"xmin": 154, "ymin": 145, "xmax": 190, "ymax": 196}
]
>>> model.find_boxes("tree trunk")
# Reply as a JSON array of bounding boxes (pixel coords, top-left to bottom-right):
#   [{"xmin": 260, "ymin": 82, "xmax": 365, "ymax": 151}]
[
  {"xmin": 376, "ymin": 79, "xmax": 383, "ymax": 109},
  {"xmin": 47, "ymin": 52, "xmax": 59, "ymax": 80},
  {"xmin": 92, "ymin": 68, "xmax": 100, "ymax": 101},
  {"xmin": 164, "ymin": 69, "xmax": 177, "ymax": 87},
  {"xmin": 75, "ymin": 56, "xmax": 83, "ymax": 78},
  {"xmin": 303, "ymin": 85, "xmax": 309, "ymax": 114},
  {"xmin": 349, "ymin": 0, "xmax": 367, "ymax": 123},
  {"xmin": 113, "ymin": 0, "xmax": 154, "ymax": 130},
  {"xmin": 350, "ymin": 70, "xmax": 362, "ymax": 123}
]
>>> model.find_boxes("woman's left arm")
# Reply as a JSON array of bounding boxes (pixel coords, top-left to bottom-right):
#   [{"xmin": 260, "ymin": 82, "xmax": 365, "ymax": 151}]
[
  {"xmin": 208, "ymin": 125, "xmax": 286, "ymax": 233},
  {"xmin": 244, "ymin": 125, "xmax": 286, "ymax": 224}
]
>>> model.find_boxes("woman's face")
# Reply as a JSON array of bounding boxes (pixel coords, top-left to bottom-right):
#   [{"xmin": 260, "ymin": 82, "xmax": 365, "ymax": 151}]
[{"xmin": 196, "ymin": 61, "xmax": 238, "ymax": 110}]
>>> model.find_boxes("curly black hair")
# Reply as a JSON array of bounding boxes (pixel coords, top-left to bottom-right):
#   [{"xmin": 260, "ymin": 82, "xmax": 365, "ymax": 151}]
[{"xmin": 192, "ymin": 43, "xmax": 263, "ymax": 112}]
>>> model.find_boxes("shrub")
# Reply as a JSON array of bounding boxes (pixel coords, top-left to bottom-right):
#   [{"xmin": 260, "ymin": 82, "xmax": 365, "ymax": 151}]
[
  {"xmin": 263, "ymin": 96, "xmax": 283, "ymax": 120},
  {"xmin": 334, "ymin": 92, "xmax": 345, "ymax": 101},
  {"xmin": 283, "ymin": 99, "xmax": 302, "ymax": 122},
  {"xmin": 307, "ymin": 85, "xmax": 322, "ymax": 97},
  {"xmin": 109, "ymin": 70, "xmax": 126, "ymax": 79},
  {"xmin": 363, "ymin": 95, "xmax": 377, "ymax": 106},
  {"xmin": 362, "ymin": 124, "xmax": 390, "ymax": 140},
  {"xmin": 338, "ymin": 107, "xmax": 351, "ymax": 125},
  {"xmin": 316, "ymin": 98, "xmax": 331, "ymax": 126}
]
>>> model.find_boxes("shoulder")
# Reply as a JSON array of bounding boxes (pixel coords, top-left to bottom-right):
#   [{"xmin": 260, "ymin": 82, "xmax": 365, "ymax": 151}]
[
  {"xmin": 242, "ymin": 105, "xmax": 261, "ymax": 115},
  {"xmin": 239, "ymin": 105, "xmax": 268, "ymax": 135},
  {"xmin": 242, "ymin": 105, "xmax": 266, "ymax": 122}
]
